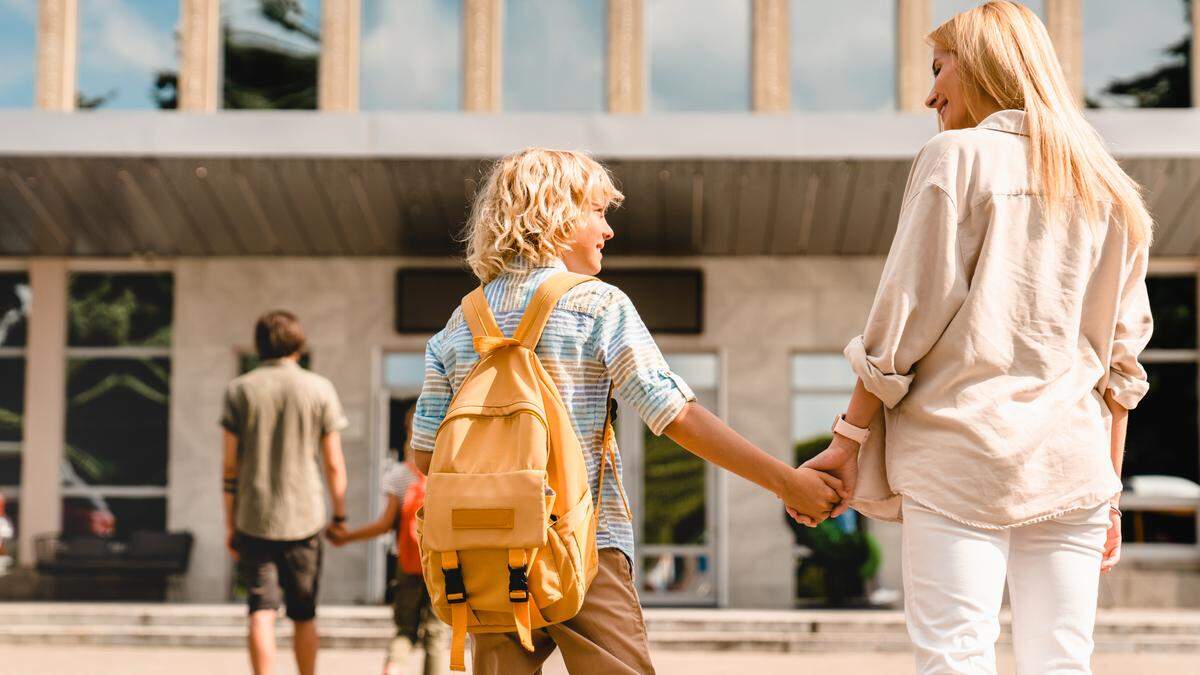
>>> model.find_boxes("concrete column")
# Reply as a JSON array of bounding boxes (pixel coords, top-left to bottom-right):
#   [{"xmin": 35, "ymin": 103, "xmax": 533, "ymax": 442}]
[
  {"xmin": 896, "ymin": 0, "xmax": 931, "ymax": 112},
  {"xmin": 463, "ymin": 0, "xmax": 502, "ymax": 112},
  {"xmin": 606, "ymin": 0, "xmax": 645, "ymax": 113},
  {"xmin": 178, "ymin": 0, "xmax": 220, "ymax": 112},
  {"xmin": 318, "ymin": 0, "xmax": 360, "ymax": 112},
  {"xmin": 1044, "ymin": 0, "xmax": 1083, "ymax": 106},
  {"xmin": 35, "ymin": 0, "xmax": 77, "ymax": 111},
  {"xmin": 1192, "ymin": 0, "xmax": 1199, "ymax": 109},
  {"xmin": 752, "ymin": 0, "xmax": 789, "ymax": 112},
  {"xmin": 17, "ymin": 260, "xmax": 67, "ymax": 566}
]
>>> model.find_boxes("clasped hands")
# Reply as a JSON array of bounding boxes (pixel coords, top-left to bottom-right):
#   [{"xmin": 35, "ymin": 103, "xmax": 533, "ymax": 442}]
[
  {"xmin": 325, "ymin": 521, "xmax": 350, "ymax": 546},
  {"xmin": 781, "ymin": 435, "xmax": 860, "ymax": 527}
]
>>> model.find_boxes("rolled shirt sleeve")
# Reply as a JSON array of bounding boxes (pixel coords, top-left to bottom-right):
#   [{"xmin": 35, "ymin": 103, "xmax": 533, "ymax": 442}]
[
  {"xmin": 593, "ymin": 288, "xmax": 696, "ymax": 435},
  {"xmin": 846, "ymin": 179, "xmax": 968, "ymax": 409},
  {"xmin": 1105, "ymin": 243, "xmax": 1153, "ymax": 409},
  {"xmin": 411, "ymin": 334, "xmax": 453, "ymax": 453}
]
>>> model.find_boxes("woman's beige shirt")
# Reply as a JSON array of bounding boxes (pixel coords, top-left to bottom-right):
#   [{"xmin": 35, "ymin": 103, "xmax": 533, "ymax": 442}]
[{"xmin": 846, "ymin": 109, "xmax": 1153, "ymax": 528}]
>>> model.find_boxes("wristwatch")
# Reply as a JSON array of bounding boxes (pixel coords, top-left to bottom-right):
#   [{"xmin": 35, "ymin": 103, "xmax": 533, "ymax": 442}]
[{"xmin": 831, "ymin": 414, "xmax": 870, "ymax": 445}]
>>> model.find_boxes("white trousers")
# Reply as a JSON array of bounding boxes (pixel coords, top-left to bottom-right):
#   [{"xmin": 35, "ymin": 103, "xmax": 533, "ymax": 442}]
[{"xmin": 901, "ymin": 497, "xmax": 1110, "ymax": 675}]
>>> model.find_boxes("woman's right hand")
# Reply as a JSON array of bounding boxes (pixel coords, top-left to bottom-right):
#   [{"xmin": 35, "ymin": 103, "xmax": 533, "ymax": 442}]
[{"xmin": 1101, "ymin": 508, "xmax": 1121, "ymax": 573}]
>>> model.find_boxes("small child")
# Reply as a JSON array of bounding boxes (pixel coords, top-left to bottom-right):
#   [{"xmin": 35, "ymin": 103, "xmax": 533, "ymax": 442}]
[
  {"xmin": 330, "ymin": 402, "xmax": 449, "ymax": 675},
  {"xmin": 412, "ymin": 148, "xmax": 844, "ymax": 673}
]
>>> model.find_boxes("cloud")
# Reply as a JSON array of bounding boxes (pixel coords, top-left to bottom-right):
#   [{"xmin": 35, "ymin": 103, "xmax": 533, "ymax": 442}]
[
  {"xmin": 648, "ymin": 0, "xmax": 752, "ymax": 111},
  {"xmin": 502, "ymin": 0, "xmax": 605, "ymax": 111},
  {"xmin": 361, "ymin": 0, "xmax": 461, "ymax": 110},
  {"xmin": 790, "ymin": 1, "xmax": 895, "ymax": 111},
  {"xmin": 79, "ymin": 0, "xmax": 175, "ymax": 74},
  {"xmin": 0, "ymin": 0, "xmax": 35, "ymax": 23}
]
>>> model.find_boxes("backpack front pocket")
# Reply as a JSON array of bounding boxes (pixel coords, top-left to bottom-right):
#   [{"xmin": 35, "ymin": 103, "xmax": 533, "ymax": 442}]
[
  {"xmin": 530, "ymin": 490, "xmax": 594, "ymax": 616},
  {"xmin": 423, "ymin": 470, "xmax": 549, "ymax": 551}
]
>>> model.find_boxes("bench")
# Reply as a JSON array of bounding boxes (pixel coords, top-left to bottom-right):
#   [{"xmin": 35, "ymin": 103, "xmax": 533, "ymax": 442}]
[{"xmin": 35, "ymin": 531, "xmax": 194, "ymax": 601}]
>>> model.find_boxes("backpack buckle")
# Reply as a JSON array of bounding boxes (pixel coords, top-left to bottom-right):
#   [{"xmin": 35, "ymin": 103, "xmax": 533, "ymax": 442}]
[
  {"xmin": 508, "ymin": 565, "xmax": 529, "ymax": 602},
  {"xmin": 443, "ymin": 566, "xmax": 468, "ymax": 604}
]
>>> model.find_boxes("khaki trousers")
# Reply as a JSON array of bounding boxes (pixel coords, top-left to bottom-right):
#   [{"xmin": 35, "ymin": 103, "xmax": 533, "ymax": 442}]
[{"xmin": 471, "ymin": 548, "xmax": 655, "ymax": 674}]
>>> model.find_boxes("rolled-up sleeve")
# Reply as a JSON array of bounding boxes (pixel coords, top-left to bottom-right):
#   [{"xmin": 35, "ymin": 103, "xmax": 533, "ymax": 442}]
[
  {"xmin": 1106, "ymin": 244, "xmax": 1153, "ymax": 409},
  {"xmin": 219, "ymin": 383, "xmax": 242, "ymax": 434},
  {"xmin": 593, "ymin": 288, "xmax": 696, "ymax": 435},
  {"xmin": 411, "ymin": 334, "xmax": 452, "ymax": 453},
  {"xmin": 845, "ymin": 180, "xmax": 968, "ymax": 409}
]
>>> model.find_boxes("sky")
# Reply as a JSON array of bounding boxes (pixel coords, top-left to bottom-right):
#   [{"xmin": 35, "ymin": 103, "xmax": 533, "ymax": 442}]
[{"xmin": 0, "ymin": 0, "xmax": 1192, "ymax": 111}]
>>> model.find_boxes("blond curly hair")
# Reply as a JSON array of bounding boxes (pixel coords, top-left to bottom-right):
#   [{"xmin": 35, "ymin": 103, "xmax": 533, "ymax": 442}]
[{"xmin": 463, "ymin": 148, "xmax": 624, "ymax": 283}]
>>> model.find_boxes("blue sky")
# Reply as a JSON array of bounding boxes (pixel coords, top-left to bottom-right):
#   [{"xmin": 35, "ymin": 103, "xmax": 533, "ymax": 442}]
[
  {"xmin": 361, "ymin": 0, "xmax": 461, "ymax": 110},
  {"xmin": 0, "ymin": 0, "xmax": 36, "ymax": 108},
  {"xmin": 77, "ymin": 0, "xmax": 179, "ymax": 109}
]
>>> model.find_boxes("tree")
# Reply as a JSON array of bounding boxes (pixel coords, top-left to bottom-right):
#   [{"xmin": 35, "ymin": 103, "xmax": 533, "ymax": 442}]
[{"xmin": 1094, "ymin": 0, "xmax": 1192, "ymax": 108}]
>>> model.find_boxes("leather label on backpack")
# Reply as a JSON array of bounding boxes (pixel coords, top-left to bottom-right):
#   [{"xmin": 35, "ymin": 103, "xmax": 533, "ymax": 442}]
[{"xmin": 452, "ymin": 509, "xmax": 515, "ymax": 530}]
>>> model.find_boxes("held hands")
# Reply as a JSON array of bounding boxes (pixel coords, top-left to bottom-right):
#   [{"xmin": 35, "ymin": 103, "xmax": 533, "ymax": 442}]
[
  {"xmin": 787, "ymin": 435, "xmax": 860, "ymax": 527},
  {"xmin": 779, "ymin": 466, "xmax": 847, "ymax": 527},
  {"xmin": 325, "ymin": 522, "xmax": 349, "ymax": 547}
]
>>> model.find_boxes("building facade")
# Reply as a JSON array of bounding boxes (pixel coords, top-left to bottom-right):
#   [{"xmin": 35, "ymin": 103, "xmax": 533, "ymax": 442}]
[{"xmin": 1, "ymin": 0, "xmax": 1199, "ymax": 608}]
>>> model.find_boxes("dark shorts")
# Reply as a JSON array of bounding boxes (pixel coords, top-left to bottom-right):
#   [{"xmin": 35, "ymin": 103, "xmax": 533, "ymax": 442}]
[
  {"xmin": 391, "ymin": 570, "xmax": 434, "ymax": 642},
  {"xmin": 235, "ymin": 532, "xmax": 323, "ymax": 621}
]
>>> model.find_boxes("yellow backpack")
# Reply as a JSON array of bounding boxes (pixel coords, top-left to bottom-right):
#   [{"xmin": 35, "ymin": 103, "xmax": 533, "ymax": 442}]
[{"xmin": 418, "ymin": 272, "xmax": 627, "ymax": 671}]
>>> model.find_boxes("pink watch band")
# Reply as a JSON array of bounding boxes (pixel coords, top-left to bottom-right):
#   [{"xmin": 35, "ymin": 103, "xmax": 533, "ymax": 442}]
[{"xmin": 831, "ymin": 414, "xmax": 870, "ymax": 445}]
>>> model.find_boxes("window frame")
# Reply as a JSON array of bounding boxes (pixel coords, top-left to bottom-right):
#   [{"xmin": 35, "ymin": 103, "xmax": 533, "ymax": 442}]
[{"xmin": 0, "ymin": 264, "xmax": 28, "ymax": 505}]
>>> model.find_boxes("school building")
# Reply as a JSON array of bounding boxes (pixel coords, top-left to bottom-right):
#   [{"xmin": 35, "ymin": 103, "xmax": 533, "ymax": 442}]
[{"xmin": 1, "ymin": 0, "xmax": 1199, "ymax": 609}]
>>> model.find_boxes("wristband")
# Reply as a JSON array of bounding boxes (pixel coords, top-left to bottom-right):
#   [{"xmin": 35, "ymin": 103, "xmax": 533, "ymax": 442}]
[
  {"xmin": 831, "ymin": 414, "xmax": 870, "ymax": 445},
  {"xmin": 332, "ymin": 514, "xmax": 347, "ymax": 524},
  {"xmin": 1109, "ymin": 503, "xmax": 1122, "ymax": 518}
]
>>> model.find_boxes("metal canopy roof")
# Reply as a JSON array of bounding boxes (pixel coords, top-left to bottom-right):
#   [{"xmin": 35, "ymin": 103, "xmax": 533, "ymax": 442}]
[{"xmin": 1, "ymin": 111, "xmax": 1198, "ymax": 258}]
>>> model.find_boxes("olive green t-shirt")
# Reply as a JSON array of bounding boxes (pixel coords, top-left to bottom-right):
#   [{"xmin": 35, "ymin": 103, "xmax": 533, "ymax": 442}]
[{"xmin": 221, "ymin": 359, "xmax": 348, "ymax": 540}]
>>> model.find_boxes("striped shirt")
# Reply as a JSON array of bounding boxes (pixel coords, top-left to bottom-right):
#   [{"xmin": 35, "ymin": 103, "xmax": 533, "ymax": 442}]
[
  {"xmin": 412, "ymin": 258, "xmax": 696, "ymax": 561},
  {"xmin": 380, "ymin": 461, "xmax": 420, "ymax": 555}
]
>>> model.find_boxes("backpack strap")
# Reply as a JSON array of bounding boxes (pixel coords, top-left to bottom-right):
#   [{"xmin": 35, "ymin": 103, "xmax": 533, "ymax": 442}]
[
  {"xmin": 462, "ymin": 286, "xmax": 516, "ymax": 355},
  {"xmin": 513, "ymin": 272, "xmax": 597, "ymax": 350},
  {"xmin": 594, "ymin": 384, "xmax": 633, "ymax": 521}
]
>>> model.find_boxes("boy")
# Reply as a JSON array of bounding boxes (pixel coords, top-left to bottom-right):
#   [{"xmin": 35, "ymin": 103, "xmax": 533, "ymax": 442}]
[
  {"xmin": 330, "ymin": 401, "xmax": 449, "ymax": 675},
  {"xmin": 413, "ymin": 148, "xmax": 843, "ymax": 674}
]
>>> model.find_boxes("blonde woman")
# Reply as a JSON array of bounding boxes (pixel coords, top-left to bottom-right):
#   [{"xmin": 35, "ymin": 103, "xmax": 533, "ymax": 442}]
[{"xmin": 797, "ymin": 3, "xmax": 1153, "ymax": 673}]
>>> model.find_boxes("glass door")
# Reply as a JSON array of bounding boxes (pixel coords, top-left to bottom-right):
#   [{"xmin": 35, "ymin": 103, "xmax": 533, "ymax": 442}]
[{"xmin": 619, "ymin": 353, "xmax": 721, "ymax": 606}]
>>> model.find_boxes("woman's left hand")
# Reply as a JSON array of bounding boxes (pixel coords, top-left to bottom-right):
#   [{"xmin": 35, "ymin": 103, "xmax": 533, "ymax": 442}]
[{"xmin": 1101, "ymin": 508, "xmax": 1121, "ymax": 574}]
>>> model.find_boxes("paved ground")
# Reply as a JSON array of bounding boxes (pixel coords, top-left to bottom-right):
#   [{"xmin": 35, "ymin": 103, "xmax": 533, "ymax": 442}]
[{"xmin": 3, "ymin": 646, "xmax": 1198, "ymax": 675}]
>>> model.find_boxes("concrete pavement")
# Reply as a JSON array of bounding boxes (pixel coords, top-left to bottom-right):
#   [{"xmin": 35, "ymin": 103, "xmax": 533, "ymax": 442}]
[{"xmin": 3, "ymin": 645, "xmax": 1198, "ymax": 675}]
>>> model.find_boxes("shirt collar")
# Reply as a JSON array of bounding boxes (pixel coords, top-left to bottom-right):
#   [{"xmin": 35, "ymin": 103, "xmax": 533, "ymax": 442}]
[
  {"xmin": 260, "ymin": 357, "xmax": 300, "ymax": 368},
  {"xmin": 976, "ymin": 109, "xmax": 1028, "ymax": 137},
  {"xmin": 507, "ymin": 257, "xmax": 568, "ymax": 272}
]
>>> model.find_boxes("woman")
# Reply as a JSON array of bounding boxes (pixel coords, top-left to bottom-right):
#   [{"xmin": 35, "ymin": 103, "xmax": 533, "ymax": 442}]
[{"xmin": 797, "ymin": 3, "xmax": 1153, "ymax": 673}]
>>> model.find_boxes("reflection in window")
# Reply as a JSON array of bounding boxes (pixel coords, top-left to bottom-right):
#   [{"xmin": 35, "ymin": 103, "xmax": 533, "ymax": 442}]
[
  {"xmin": 503, "ymin": 0, "xmax": 605, "ymax": 111},
  {"xmin": 0, "ymin": 274, "xmax": 30, "ymax": 348},
  {"xmin": 648, "ymin": 0, "xmax": 751, "ymax": 111},
  {"xmin": 1084, "ymin": 0, "xmax": 1192, "ymax": 108},
  {"xmin": 0, "ymin": 358, "xmax": 25, "ymax": 448},
  {"xmin": 361, "ymin": 0, "xmax": 462, "ymax": 110},
  {"xmin": 77, "ymin": 0, "xmax": 179, "ymax": 110},
  {"xmin": 61, "ymin": 496, "xmax": 166, "ymax": 540},
  {"xmin": 1147, "ymin": 275, "xmax": 1197, "ymax": 350},
  {"xmin": 932, "ymin": 0, "xmax": 1044, "ymax": 27},
  {"xmin": 641, "ymin": 429, "xmax": 706, "ymax": 545},
  {"xmin": 0, "ymin": 0, "xmax": 36, "ymax": 107},
  {"xmin": 65, "ymin": 358, "xmax": 170, "ymax": 488},
  {"xmin": 0, "ymin": 273, "xmax": 28, "ymax": 554},
  {"xmin": 222, "ymin": 0, "xmax": 321, "ymax": 109},
  {"xmin": 791, "ymin": 0, "xmax": 895, "ymax": 111},
  {"xmin": 384, "ymin": 353, "xmax": 426, "ymax": 390},
  {"xmin": 68, "ymin": 274, "xmax": 173, "ymax": 348}
]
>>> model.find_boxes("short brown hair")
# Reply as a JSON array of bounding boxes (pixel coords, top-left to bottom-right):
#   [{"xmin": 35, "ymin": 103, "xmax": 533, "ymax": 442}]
[{"xmin": 254, "ymin": 310, "xmax": 306, "ymax": 360}]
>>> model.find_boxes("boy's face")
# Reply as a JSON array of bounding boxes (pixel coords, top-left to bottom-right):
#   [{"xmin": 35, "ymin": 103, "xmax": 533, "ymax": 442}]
[{"xmin": 561, "ymin": 196, "xmax": 614, "ymax": 275}]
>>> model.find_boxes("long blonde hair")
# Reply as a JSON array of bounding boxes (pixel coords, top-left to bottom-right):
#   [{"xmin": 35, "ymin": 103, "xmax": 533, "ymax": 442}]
[
  {"xmin": 928, "ymin": 1, "xmax": 1152, "ymax": 245},
  {"xmin": 463, "ymin": 148, "xmax": 624, "ymax": 283}
]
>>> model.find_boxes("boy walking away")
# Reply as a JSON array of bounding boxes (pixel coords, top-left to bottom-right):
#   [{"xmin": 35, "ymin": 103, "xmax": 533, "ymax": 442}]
[
  {"xmin": 330, "ymin": 401, "xmax": 450, "ymax": 675},
  {"xmin": 221, "ymin": 311, "xmax": 349, "ymax": 675},
  {"xmin": 413, "ymin": 149, "xmax": 845, "ymax": 674}
]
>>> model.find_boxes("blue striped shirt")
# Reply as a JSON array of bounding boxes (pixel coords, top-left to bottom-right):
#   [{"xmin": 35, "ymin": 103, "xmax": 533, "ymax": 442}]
[{"xmin": 412, "ymin": 258, "xmax": 696, "ymax": 561}]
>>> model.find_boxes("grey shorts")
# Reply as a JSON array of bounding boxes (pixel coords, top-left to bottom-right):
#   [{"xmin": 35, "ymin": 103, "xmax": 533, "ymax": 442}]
[{"xmin": 235, "ymin": 532, "xmax": 323, "ymax": 621}]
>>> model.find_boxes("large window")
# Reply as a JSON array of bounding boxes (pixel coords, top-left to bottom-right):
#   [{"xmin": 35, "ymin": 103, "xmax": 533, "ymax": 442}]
[
  {"xmin": 1084, "ymin": 0, "xmax": 1192, "ymax": 108},
  {"xmin": 222, "ymin": 0, "xmax": 321, "ymax": 109},
  {"xmin": 790, "ymin": 354, "xmax": 883, "ymax": 606},
  {"xmin": 503, "ymin": 0, "xmax": 605, "ymax": 111},
  {"xmin": 0, "ymin": 1, "xmax": 36, "ymax": 108},
  {"xmin": 77, "ymin": 0, "xmax": 179, "ymax": 110},
  {"xmin": 361, "ymin": 0, "xmax": 462, "ymax": 111},
  {"xmin": 623, "ymin": 353, "xmax": 720, "ymax": 606},
  {"xmin": 1122, "ymin": 273, "xmax": 1200, "ymax": 558},
  {"xmin": 62, "ymin": 273, "xmax": 172, "ymax": 540},
  {"xmin": 790, "ymin": 0, "xmax": 895, "ymax": 111},
  {"xmin": 0, "ymin": 273, "xmax": 30, "ymax": 557},
  {"xmin": 647, "ymin": 0, "xmax": 751, "ymax": 111}
]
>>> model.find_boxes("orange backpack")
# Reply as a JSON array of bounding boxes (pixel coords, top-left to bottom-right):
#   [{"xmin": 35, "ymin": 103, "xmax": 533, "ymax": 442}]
[
  {"xmin": 418, "ymin": 272, "xmax": 626, "ymax": 671},
  {"xmin": 398, "ymin": 474, "xmax": 425, "ymax": 576}
]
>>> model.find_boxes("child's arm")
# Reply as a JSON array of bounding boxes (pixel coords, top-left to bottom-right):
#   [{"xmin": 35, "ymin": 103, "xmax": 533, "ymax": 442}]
[
  {"xmin": 665, "ymin": 403, "xmax": 845, "ymax": 520},
  {"xmin": 333, "ymin": 495, "xmax": 401, "ymax": 546}
]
